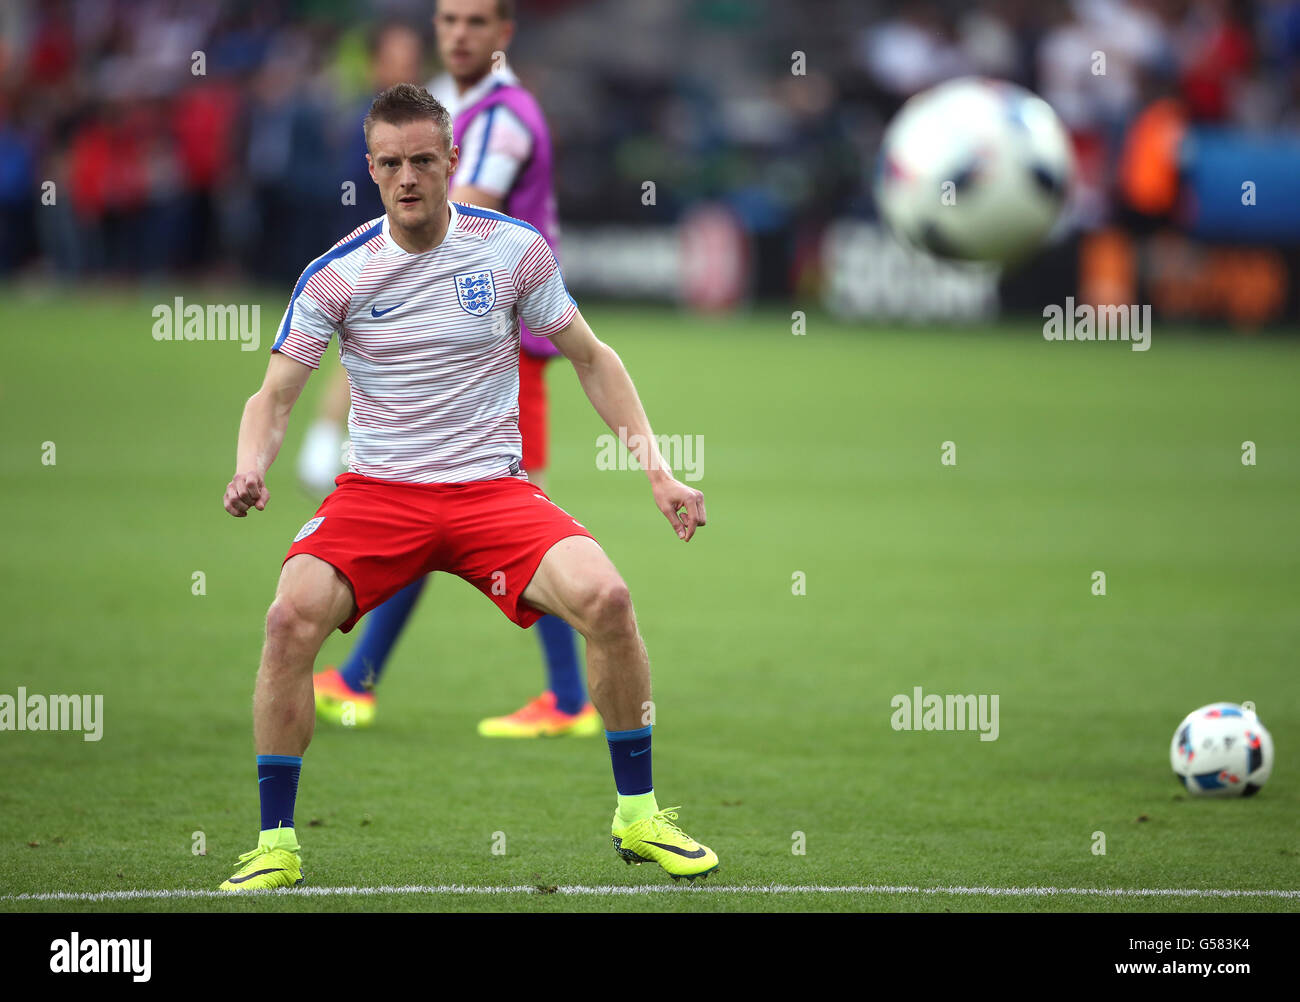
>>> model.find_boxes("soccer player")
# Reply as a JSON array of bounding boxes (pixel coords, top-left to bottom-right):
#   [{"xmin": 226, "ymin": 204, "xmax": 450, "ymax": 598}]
[
  {"xmin": 306, "ymin": 0, "xmax": 595, "ymax": 737},
  {"xmin": 220, "ymin": 84, "xmax": 718, "ymax": 889}
]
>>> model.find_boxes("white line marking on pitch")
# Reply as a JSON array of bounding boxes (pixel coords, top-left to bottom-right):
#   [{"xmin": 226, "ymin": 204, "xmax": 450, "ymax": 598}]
[{"xmin": 3, "ymin": 884, "xmax": 1298, "ymax": 903}]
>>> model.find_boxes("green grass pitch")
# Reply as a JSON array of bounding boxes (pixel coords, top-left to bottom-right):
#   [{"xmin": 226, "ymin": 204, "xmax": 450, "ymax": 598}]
[{"xmin": 0, "ymin": 291, "xmax": 1296, "ymax": 913}]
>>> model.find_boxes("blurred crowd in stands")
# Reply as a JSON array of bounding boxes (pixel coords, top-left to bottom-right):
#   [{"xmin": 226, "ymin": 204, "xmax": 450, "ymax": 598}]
[{"xmin": 0, "ymin": 0, "xmax": 1297, "ymax": 282}]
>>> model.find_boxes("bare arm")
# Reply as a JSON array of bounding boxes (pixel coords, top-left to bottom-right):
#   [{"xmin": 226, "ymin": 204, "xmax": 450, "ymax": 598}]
[
  {"xmin": 224, "ymin": 352, "xmax": 313, "ymax": 516},
  {"xmin": 550, "ymin": 310, "xmax": 706, "ymax": 541}
]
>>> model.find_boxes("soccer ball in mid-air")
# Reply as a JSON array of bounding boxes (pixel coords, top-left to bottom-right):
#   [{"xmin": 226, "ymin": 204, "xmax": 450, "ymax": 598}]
[
  {"xmin": 875, "ymin": 76, "xmax": 1073, "ymax": 264},
  {"xmin": 1170, "ymin": 703, "xmax": 1274, "ymax": 797}
]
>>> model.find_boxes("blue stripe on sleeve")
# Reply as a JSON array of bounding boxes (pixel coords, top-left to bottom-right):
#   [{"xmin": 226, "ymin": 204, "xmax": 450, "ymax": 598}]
[
  {"xmin": 453, "ymin": 202, "xmax": 541, "ymax": 236},
  {"xmin": 272, "ymin": 220, "xmax": 383, "ymax": 353},
  {"xmin": 452, "ymin": 203, "xmax": 577, "ymax": 313},
  {"xmin": 467, "ymin": 106, "xmax": 497, "ymax": 185}
]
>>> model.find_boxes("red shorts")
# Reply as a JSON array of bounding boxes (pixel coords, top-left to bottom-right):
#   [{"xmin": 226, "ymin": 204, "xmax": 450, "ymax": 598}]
[
  {"xmin": 518, "ymin": 352, "xmax": 548, "ymax": 474},
  {"xmin": 284, "ymin": 473, "xmax": 594, "ymax": 632}
]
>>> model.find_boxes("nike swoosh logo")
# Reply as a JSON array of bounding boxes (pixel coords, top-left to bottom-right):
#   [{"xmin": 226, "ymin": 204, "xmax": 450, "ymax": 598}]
[
  {"xmin": 258, "ymin": 776, "xmax": 272, "ymax": 783},
  {"xmin": 629, "ymin": 747, "xmax": 651, "ymax": 757},
  {"xmin": 225, "ymin": 868, "xmax": 286, "ymax": 884},
  {"xmin": 371, "ymin": 303, "xmax": 403, "ymax": 317},
  {"xmin": 642, "ymin": 841, "xmax": 707, "ymax": 859}
]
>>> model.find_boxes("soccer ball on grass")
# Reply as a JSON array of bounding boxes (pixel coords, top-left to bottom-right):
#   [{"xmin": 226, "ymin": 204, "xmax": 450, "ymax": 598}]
[{"xmin": 1170, "ymin": 702, "xmax": 1274, "ymax": 797}]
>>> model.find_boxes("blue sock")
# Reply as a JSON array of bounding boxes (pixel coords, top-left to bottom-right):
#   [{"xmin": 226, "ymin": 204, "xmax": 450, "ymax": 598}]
[
  {"xmin": 257, "ymin": 754, "xmax": 302, "ymax": 832},
  {"xmin": 536, "ymin": 614, "xmax": 584, "ymax": 713},
  {"xmin": 606, "ymin": 725, "xmax": 653, "ymax": 795},
  {"xmin": 339, "ymin": 575, "xmax": 428, "ymax": 693}
]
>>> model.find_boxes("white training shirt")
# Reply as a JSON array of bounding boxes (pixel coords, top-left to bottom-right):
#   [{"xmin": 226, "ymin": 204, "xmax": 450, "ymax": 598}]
[
  {"xmin": 428, "ymin": 68, "xmax": 534, "ymax": 199},
  {"xmin": 272, "ymin": 201, "xmax": 578, "ymax": 484}
]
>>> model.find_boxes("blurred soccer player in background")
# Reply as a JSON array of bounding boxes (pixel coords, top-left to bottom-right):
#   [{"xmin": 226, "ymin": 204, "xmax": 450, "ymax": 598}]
[{"xmin": 302, "ymin": 0, "xmax": 595, "ymax": 738}]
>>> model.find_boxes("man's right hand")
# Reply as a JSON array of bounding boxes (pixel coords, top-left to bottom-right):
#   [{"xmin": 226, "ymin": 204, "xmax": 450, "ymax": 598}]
[{"xmin": 225, "ymin": 472, "xmax": 269, "ymax": 517}]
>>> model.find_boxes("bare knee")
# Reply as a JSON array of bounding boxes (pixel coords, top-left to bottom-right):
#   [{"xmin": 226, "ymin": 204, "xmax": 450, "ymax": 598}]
[
  {"xmin": 265, "ymin": 555, "xmax": 353, "ymax": 649},
  {"xmin": 265, "ymin": 594, "xmax": 334, "ymax": 652},
  {"xmin": 576, "ymin": 575, "xmax": 635, "ymax": 641}
]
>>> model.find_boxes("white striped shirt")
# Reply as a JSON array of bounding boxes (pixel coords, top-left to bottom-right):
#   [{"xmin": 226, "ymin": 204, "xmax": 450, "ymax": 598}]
[{"xmin": 272, "ymin": 201, "xmax": 578, "ymax": 484}]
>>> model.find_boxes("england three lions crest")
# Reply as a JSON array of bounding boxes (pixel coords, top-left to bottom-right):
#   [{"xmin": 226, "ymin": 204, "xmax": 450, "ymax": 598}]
[{"xmin": 454, "ymin": 269, "xmax": 496, "ymax": 316}]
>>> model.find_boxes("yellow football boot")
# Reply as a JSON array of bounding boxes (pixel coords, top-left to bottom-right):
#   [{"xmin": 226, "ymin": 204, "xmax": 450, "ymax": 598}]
[{"xmin": 611, "ymin": 806, "xmax": 719, "ymax": 882}]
